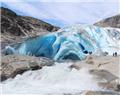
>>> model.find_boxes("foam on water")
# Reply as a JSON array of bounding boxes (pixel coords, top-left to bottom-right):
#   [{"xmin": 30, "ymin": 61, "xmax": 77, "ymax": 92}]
[{"xmin": 1, "ymin": 63, "xmax": 102, "ymax": 95}]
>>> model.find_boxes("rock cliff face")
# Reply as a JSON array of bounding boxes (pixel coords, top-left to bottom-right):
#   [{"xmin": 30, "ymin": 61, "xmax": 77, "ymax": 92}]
[
  {"xmin": 1, "ymin": 7, "xmax": 59, "ymax": 36},
  {"xmin": 94, "ymin": 14, "xmax": 120, "ymax": 28}
]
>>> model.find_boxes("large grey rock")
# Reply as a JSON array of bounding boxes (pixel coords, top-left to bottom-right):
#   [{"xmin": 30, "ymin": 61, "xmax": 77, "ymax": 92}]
[
  {"xmin": 89, "ymin": 69, "xmax": 118, "ymax": 82},
  {"xmin": 69, "ymin": 56, "xmax": 120, "ymax": 92},
  {"xmin": 1, "ymin": 55, "xmax": 54, "ymax": 81},
  {"xmin": 89, "ymin": 69, "xmax": 119, "ymax": 91}
]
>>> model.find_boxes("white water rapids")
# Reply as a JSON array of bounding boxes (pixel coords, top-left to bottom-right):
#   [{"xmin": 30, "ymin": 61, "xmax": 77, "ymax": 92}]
[{"xmin": 1, "ymin": 62, "xmax": 103, "ymax": 95}]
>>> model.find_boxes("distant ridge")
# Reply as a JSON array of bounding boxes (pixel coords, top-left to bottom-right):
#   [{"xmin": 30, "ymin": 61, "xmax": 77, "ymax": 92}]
[{"xmin": 94, "ymin": 14, "xmax": 120, "ymax": 28}]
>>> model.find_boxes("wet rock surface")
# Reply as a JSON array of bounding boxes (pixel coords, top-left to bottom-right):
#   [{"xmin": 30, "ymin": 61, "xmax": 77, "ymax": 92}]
[
  {"xmin": 69, "ymin": 56, "xmax": 120, "ymax": 92},
  {"xmin": 1, "ymin": 55, "xmax": 54, "ymax": 81}
]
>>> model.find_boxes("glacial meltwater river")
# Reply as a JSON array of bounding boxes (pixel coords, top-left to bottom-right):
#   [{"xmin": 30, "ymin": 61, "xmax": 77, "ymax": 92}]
[{"xmin": 1, "ymin": 62, "xmax": 103, "ymax": 95}]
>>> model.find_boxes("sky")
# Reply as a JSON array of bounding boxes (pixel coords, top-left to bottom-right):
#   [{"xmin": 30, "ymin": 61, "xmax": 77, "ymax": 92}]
[{"xmin": 1, "ymin": 0, "xmax": 120, "ymax": 27}]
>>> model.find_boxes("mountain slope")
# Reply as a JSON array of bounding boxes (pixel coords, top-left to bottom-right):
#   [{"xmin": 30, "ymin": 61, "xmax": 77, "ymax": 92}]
[
  {"xmin": 1, "ymin": 7, "xmax": 59, "ymax": 36},
  {"xmin": 94, "ymin": 14, "xmax": 120, "ymax": 28}
]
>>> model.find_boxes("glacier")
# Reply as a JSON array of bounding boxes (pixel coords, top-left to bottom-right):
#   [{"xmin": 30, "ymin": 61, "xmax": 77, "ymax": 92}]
[{"xmin": 5, "ymin": 25, "xmax": 120, "ymax": 61}]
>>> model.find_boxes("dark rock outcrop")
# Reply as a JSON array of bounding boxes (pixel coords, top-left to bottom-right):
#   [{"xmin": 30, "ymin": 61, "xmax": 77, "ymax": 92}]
[
  {"xmin": 1, "ymin": 55, "xmax": 54, "ymax": 81},
  {"xmin": 94, "ymin": 14, "xmax": 120, "ymax": 28},
  {"xmin": 1, "ymin": 7, "xmax": 59, "ymax": 36}
]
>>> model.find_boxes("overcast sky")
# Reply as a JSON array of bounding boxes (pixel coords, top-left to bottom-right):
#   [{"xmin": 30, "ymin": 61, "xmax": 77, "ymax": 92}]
[{"xmin": 1, "ymin": 0, "xmax": 120, "ymax": 27}]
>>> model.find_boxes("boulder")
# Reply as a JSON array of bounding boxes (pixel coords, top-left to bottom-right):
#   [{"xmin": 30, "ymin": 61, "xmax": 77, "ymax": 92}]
[
  {"xmin": 89, "ymin": 69, "xmax": 118, "ymax": 83},
  {"xmin": 1, "ymin": 55, "xmax": 54, "ymax": 81}
]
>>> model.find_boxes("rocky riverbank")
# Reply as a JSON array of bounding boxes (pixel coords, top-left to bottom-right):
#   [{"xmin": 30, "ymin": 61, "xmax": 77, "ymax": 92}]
[{"xmin": 1, "ymin": 55, "xmax": 120, "ymax": 95}]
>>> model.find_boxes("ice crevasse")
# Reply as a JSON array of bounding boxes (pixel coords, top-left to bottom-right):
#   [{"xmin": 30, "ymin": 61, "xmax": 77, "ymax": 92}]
[{"xmin": 5, "ymin": 25, "xmax": 120, "ymax": 61}]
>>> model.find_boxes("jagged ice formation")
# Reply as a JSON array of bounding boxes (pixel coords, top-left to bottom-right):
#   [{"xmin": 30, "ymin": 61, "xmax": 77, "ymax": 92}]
[{"xmin": 5, "ymin": 25, "xmax": 120, "ymax": 61}]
